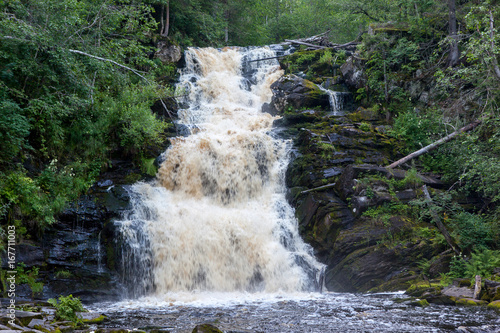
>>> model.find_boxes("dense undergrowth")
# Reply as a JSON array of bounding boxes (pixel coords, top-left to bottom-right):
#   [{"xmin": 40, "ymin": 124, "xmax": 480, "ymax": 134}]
[{"xmin": 0, "ymin": 0, "xmax": 177, "ymax": 242}]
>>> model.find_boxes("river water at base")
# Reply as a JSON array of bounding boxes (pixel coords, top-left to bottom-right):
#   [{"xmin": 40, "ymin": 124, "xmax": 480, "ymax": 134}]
[{"xmin": 89, "ymin": 292, "xmax": 499, "ymax": 333}]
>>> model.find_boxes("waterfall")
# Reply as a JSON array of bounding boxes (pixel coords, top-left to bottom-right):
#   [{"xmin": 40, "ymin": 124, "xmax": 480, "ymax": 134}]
[
  {"xmin": 117, "ymin": 46, "xmax": 324, "ymax": 297},
  {"xmin": 318, "ymin": 84, "xmax": 351, "ymax": 115}
]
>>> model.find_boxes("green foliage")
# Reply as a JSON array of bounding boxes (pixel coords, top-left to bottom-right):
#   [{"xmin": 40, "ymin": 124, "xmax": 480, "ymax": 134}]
[
  {"xmin": 362, "ymin": 202, "xmax": 412, "ymax": 224},
  {"xmin": 97, "ymin": 85, "xmax": 169, "ymax": 153},
  {"xmin": 16, "ymin": 263, "xmax": 43, "ymax": 296},
  {"xmin": 448, "ymin": 250, "xmax": 500, "ymax": 281},
  {"xmin": 48, "ymin": 294, "xmax": 86, "ymax": 323},
  {"xmin": 448, "ymin": 254, "xmax": 468, "ymax": 278},
  {"xmin": 140, "ymin": 157, "xmax": 158, "ymax": 177},
  {"xmin": 450, "ymin": 212, "xmax": 495, "ymax": 251},
  {"xmin": 318, "ymin": 50, "xmax": 333, "ymax": 65},
  {"xmin": 55, "ymin": 270, "xmax": 73, "ymax": 279},
  {"xmin": 359, "ymin": 122, "xmax": 371, "ymax": 132},
  {"xmin": 0, "ymin": 0, "xmax": 174, "ymax": 232},
  {"xmin": 0, "ymin": 100, "xmax": 30, "ymax": 163},
  {"xmin": 464, "ymin": 249, "xmax": 500, "ymax": 280}
]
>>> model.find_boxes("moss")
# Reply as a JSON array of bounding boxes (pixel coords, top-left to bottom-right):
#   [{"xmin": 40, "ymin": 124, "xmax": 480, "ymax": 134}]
[
  {"xmin": 83, "ymin": 315, "xmax": 107, "ymax": 324},
  {"xmin": 487, "ymin": 300, "xmax": 500, "ymax": 310},
  {"xmin": 410, "ymin": 299, "xmax": 430, "ymax": 307},
  {"xmin": 455, "ymin": 298, "xmax": 488, "ymax": 306},
  {"xmin": 192, "ymin": 324, "xmax": 223, "ymax": 333},
  {"xmin": 406, "ymin": 281, "xmax": 442, "ymax": 297}
]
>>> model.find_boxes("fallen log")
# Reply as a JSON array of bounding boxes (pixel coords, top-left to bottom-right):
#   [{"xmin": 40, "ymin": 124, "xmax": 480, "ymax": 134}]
[
  {"xmin": 422, "ymin": 185, "xmax": 461, "ymax": 256},
  {"xmin": 387, "ymin": 119, "xmax": 482, "ymax": 169},
  {"xmin": 331, "ymin": 41, "xmax": 360, "ymax": 49},
  {"xmin": 285, "ymin": 39, "xmax": 325, "ymax": 49},
  {"xmin": 301, "ymin": 183, "xmax": 336, "ymax": 194}
]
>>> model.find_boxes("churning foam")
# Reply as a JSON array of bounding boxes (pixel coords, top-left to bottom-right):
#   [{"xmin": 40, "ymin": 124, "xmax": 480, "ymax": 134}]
[{"xmin": 117, "ymin": 47, "xmax": 324, "ymax": 298}]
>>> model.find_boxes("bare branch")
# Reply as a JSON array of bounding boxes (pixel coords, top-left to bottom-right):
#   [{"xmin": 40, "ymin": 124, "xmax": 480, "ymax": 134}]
[{"xmin": 68, "ymin": 48, "xmax": 149, "ymax": 82}]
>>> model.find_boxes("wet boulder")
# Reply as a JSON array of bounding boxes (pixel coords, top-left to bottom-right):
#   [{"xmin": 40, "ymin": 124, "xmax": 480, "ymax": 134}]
[
  {"xmin": 155, "ymin": 41, "xmax": 182, "ymax": 63},
  {"xmin": 265, "ymin": 74, "xmax": 330, "ymax": 115},
  {"xmin": 340, "ymin": 56, "xmax": 366, "ymax": 90}
]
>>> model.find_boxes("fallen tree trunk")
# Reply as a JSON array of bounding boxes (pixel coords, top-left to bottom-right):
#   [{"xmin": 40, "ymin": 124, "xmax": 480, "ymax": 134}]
[
  {"xmin": 331, "ymin": 41, "xmax": 360, "ymax": 49},
  {"xmin": 387, "ymin": 119, "xmax": 482, "ymax": 169},
  {"xmin": 422, "ymin": 185, "xmax": 461, "ymax": 256},
  {"xmin": 301, "ymin": 183, "xmax": 336, "ymax": 194},
  {"xmin": 285, "ymin": 39, "xmax": 325, "ymax": 49}
]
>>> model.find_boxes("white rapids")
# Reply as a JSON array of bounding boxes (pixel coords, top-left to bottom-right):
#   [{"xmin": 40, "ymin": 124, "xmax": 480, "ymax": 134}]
[{"xmin": 116, "ymin": 46, "xmax": 324, "ymax": 299}]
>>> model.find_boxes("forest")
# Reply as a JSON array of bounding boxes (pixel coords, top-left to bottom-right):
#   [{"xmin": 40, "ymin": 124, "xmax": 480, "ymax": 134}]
[{"xmin": 0, "ymin": 0, "xmax": 499, "ymax": 290}]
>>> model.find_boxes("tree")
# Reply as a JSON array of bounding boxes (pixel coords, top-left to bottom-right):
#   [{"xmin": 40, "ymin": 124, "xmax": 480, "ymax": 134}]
[{"xmin": 447, "ymin": 0, "xmax": 460, "ymax": 67}]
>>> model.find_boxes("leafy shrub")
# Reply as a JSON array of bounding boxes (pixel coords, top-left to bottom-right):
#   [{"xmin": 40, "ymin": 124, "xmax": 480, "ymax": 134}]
[
  {"xmin": 48, "ymin": 294, "xmax": 86, "ymax": 323},
  {"xmin": 0, "ymin": 100, "xmax": 29, "ymax": 163},
  {"xmin": 318, "ymin": 50, "xmax": 333, "ymax": 64},
  {"xmin": 450, "ymin": 212, "xmax": 494, "ymax": 251},
  {"xmin": 16, "ymin": 263, "xmax": 43, "ymax": 297},
  {"xmin": 464, "ymin": 249, "xmax": 500, "ymax": 280},
  {"xmin": 448, "ymin": 254, "xmax": 467, "ymax": 278}
]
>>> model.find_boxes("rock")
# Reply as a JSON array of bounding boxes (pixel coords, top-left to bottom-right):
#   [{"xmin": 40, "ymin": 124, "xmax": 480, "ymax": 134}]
[
  {"xmin": 76, "ymin": 312, "xmax": 106, "ymax": 323},
  {"xmin": 268, "ymin": 75, "xmax": 330, "ymax": 114},
  {"xmin": 442, "ymin": 285, "xmax": 474, "ymax": 299},
  {"xmin": 427, "ymin": 252, "xmax": 453, "ymax": 278},
  {"xmin": 483, "ymin": 280, "xmax": 500, "ymax": 302},
  {"xmin": 346, "ymin": 107, "xmax": 380, "ymax": 122},
  {"xmin": 155, "ymin": 42, "xmax": 182, "ymax": 63},
  {"xmin": 340, "ymin": 56, "xmax": 366, "ymax": 90},
  {"xmin": 455, "ymin": 298, "xmax": 488, "ymax": 306},
  {"xmin": 487, "ymin": 300, "xmax": 500, "ymax": 310},
  {"xmin": 0, "ymin": 311, "xmax": 43, "ymax": 327},
  {"xmin": 409, "ymin": 299, "xmax": 429, "ymax": 307},
  {"xmin": 192, "ymin": 324, "xmax": 223, "ymax": 333},
  {"xmin": 27, "ymin": 319, "xmax": 45, "ymax": 328}
]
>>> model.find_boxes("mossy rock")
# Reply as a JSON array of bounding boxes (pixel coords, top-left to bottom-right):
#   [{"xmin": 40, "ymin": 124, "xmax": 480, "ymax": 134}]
[
  {"xmin": 487, "ymin": 300, "xmax": 500, "ymax": 310},
  {"xmin": 192, "ymin": 324, "xmax": 223, "ymax": 333},
  {"xmin": 455, "ymin": 298, "xmax": 488, "ymax": 306},
  {"xmin": 81, "ymin": 314, "xmax": 107, "ymax": 324},
  {"xmin": 346, "ymin": 107, "xmax": 381, "ymax": 123},
  {"xmin": 409, "ymin": 299, "xmax": 430, "ymax": 307},
  {"xmin": 406, "ymin": 282, "xmax": 442, "ymax": 297}
]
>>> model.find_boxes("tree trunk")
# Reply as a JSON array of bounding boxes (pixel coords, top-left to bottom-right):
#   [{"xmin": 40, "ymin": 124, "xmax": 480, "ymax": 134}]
[
  {"xmin": 474, "ymin": 275, "xmax": 482, "ymax": 300},
  {"xmin": 422, "ymin": 185, "xmax": 461, "ymax": 256},
  {"xmin": 447, "ymin": 0, "xmax": 460, "ymax": 67},
  {"xmin": 387, "ymin": 119, "xmax": 482, "ymax": 169},
  {"xmin": 160, "ymin": 1, "xmax": 170, "ymax": 37},
  {"xmin": 489, "ymin": 10, "xmax": 500, "ymax": 80}
]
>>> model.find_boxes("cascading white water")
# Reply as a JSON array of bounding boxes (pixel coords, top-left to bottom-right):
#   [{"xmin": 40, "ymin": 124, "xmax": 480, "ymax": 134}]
[
  {"xmin": 117, "ymin": 46, "xmax": 324, "ymax": 297},
  {"xmin": 318, "ymin": 84, "xmax": 351, "ymax": 115}
]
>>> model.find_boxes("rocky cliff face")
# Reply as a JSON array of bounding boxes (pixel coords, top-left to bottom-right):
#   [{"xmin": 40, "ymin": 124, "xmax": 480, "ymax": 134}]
[
  {"xmin": 270, "ymin": 57, "xmax": 450, "ymax": 292},
  {"xmin": 0, "ymin": 160, "xmax": 145, "ymax": 303}
]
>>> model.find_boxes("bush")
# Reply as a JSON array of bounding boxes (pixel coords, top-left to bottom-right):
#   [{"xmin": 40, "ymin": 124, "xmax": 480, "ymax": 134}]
[
  {"xmin": 15, "ymin": 263, "xmax": 43, "ymax": 297},
  {"xmin": 464, "ymin": 249, "xmax": 500, "ymax": 280},
  {"xmin": 0, "ymin": 100, "xmax": 29, "ymax": 164},
  {"xmin": 48, "ymin": 294, "xmax": 86, "ymax": 323},
  {"xmin": 450, "ymin": 212, "xmax": 494, "ymax": 251}
]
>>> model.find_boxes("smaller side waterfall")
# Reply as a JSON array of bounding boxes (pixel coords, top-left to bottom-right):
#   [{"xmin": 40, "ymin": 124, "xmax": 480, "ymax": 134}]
[{"xmin": 318, "ymin": 84, "xmax": 353, "ymax": 115}]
